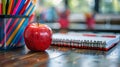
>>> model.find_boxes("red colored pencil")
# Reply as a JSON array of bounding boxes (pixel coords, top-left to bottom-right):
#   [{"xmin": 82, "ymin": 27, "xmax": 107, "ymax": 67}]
[
  {"xmin": 0, "ymin": 0, "xmax": 2, "ymax": 14},
  {"xmin": 19, "ymin": 0, "xmax": 31, "ymax": 15}
]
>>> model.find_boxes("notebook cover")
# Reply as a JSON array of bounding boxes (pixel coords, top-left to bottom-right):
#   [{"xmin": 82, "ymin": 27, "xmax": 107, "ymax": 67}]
[{"xmin": 52, "ymin": 33, "xmax": 120, "ymax": 51}]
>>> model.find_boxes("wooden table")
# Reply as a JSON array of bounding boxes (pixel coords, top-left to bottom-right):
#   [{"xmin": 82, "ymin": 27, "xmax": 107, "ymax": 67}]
[{"xmin": 0, "ymin": 43, "xmax": 120, "ymax": 67}]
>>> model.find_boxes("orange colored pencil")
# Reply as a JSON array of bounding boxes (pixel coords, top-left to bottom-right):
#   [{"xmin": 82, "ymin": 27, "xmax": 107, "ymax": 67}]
[{"xmin": 7, "ymin": 0, "xmax": 13, "ymax": 15}]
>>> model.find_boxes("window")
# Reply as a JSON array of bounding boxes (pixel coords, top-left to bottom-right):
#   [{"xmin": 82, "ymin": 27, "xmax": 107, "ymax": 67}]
[
  {"xmin": 69, "ymin": 0, "xmax": 95, "ymax": 13},
  {"xmin": 100, "ymin": 0, "xmax": 120, "ymax": 14},
  {"xmin": 41, "ymin": 0, "xmax": 64, "ymax": 9}
]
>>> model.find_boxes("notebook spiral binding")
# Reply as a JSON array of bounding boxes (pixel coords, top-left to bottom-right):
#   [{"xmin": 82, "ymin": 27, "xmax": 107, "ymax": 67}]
[{"xmin": 52, "ymin": 38, "xmax": 106, "ymax": 48}]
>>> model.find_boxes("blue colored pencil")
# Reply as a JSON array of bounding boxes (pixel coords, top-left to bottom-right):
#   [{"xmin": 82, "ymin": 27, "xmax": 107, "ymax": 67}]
[
  {"xmin": 23, "ymin": 2, "xmax": 33, "ymax": 16},
  {"xmin": 8, "ymin": 2, "xmax": 35, "ymax": 48},
  {"xmin": 16, "ymin": 0, "xmax": 26, "ymax": 15},
  {"xmin": 10, "ymin": 7, "xmax": 35, "ymax": 48},
  {"xmin": 9, "ymin": 18, "xmax": 29, "ymax": 48},
  {"xmin": 1, "ymin": 0, "xmax": 31, "ymax": 45}
]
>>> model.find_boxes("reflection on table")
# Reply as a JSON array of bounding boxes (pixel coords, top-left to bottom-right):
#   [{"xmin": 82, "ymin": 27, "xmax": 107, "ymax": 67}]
[{"xmin": 0, "ymin": 43, "xmax": 120, "ymax": 67}]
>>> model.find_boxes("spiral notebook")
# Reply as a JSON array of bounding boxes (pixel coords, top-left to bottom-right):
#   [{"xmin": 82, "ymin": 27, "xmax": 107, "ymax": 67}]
[{"xmin": 52, "ymin": 33, "xmax": 120, "ymax": 51}]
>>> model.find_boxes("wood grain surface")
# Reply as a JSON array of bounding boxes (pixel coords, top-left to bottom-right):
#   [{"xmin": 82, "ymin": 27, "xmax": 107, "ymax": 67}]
[{"xmin": 0, "ymin": 43, "xmax": 120, "ymax": 67}]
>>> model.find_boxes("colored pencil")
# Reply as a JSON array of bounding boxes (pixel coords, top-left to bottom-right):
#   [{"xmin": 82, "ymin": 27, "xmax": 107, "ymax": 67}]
[
  {"xmin": 10, "ymin": 6, "xmax": 35, "ymax": 48},
  {"xmin": 4, "ymin": 0, "xmax": 14, "ymax": 32},
  {"xmin": 16, "ymin": 35, "xmax": 23, "ymax": 47},
  {"xmin": 7, "ymin": 0, "xmax": 36, "ymax": 47},
  {"xmin": 0, "ymin": 0, "xmax": 32, "ymax": 44},
  {"xmin": 2, "ymin": 0, "xmax": 6, "ymax": 15},
  {"xmin": 12, "ymin": 0, "xmax": 22, "ymax": 15},
  {"xmin": 6, "ymin": 0, "xmax": 9, "ymax": 14},
  {"xmin": 0, "ymin": 0, "xmax": 36, "ymax": 48},
  {"xmin": 10, "ymin": 0, "xmax": 14, "ymax": 14},
  {"xmin": 4, "ymin": 0, "xmax": 30, "ymax": 33},
  {"xmin": 14, "ymin": 0, "xmax": 18, "ymax": 6},
  {"xmin": 8, "ymin": 1, "xmax": 35, "ymax": 47},
  {"xmin": 5, "ymin": 2, "xmax": 32, "ymax": 38},
  {"xmin": 7, "ymin": 0, "xmax": 13, "ymax": 15},
  {"xmin": 19, "ymin": 0, "xmax": 31, "ymax": 15},
  {"xmin": 16, "ymin": 0, "xmax": 26, "ymax": 15},
  {"xmin": 10, "ymin": 18, "xmax": 29, "ymax": 48},
  {"xmin": 4, "ymin": 0, "xmax": 27, "ymax": 33},
  {"xmin": 0, "ymin": 0, "xmax": 2, "ymax": 14},
  {"xmin": 6, "ymin": 3, "xmax": 35, "ymax": 46}
]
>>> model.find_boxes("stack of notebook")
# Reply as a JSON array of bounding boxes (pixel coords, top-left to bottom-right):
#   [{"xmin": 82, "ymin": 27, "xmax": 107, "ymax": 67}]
[{"xmin": 52, "ymin": 32, "xmax": 120, "ymax": 51}]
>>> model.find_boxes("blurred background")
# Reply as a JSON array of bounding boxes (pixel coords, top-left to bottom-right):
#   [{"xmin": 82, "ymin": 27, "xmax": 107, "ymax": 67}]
[{"xmin": 30, "ymin": 0, "xmax": 120, "ymax": 33}]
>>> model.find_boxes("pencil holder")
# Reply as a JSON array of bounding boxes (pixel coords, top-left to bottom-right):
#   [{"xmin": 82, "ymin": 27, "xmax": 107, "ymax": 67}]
[{"xmin": 0, "ymin": 15, "xmax": 29, "ymax": 50}]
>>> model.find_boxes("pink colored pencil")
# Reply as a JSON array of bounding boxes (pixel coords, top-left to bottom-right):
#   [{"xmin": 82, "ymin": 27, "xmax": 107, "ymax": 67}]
[
  {"xmin": 0, "ymin": 0, "xmax": 36, "ymax": 48},
  {"xmin": 4, "ymin": 0, "xmax": 20, "ymax": 33},
  {"xmin": 12, "ymin": 0, "xmax": 22, "ymax": 15},
  {"xmin": 4, "ymin": 0, "xmax": 30, "ymax": 32},
  {"xmin": 1, "ymin": 0, "xmax": 31, "ymax": 44}
]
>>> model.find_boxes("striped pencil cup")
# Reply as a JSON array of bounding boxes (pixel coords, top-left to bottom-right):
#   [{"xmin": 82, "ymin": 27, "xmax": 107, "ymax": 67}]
[{"xmin": 0, "ymin": 15, "xmax": 29, "ymax": 50}]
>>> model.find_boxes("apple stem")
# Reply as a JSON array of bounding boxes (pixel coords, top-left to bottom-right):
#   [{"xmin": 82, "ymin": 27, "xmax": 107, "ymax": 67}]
[
  {"xmin": 37, "ymin": 22, "xmax": 39, "ymax": 26},
  {"xmin": 36, "ymin": 15, "xmax": 39, "ymax": 22}
]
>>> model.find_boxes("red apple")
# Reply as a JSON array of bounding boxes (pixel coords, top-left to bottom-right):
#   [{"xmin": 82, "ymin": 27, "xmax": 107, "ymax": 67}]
[{"xmin": 24, "ymin": 23, "xmax": 52, "ymax": 51}]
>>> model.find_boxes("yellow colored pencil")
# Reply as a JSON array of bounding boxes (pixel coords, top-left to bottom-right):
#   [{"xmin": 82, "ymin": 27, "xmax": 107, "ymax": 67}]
[
  {"xmin": 6, "ymin": 7, "xmax": 33, "ymax": 45},
  {"xmin": 2, "ymin": 0, "xmax": 6, "ymax": 15},
  {"xmin": 6, "ymin": 0, "xmax": 36, "ymax": 46}
]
